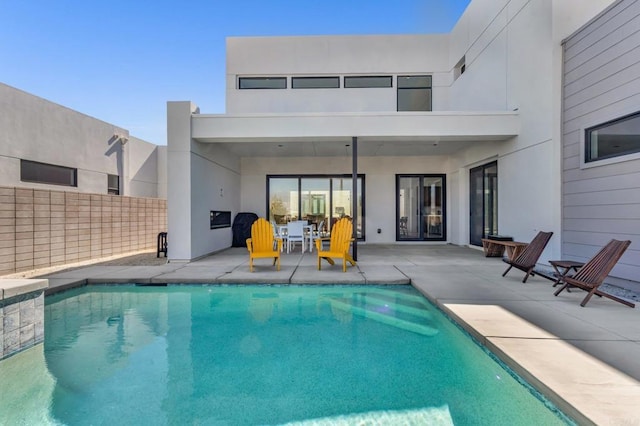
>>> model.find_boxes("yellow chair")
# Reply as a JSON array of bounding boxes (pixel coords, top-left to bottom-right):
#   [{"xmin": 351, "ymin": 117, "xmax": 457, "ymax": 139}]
[
  {"xmin": 315, "ymin": 218, "xmax": 356, "ymax": 272},
  {"xmin": 246, "ymin": 218, "xmax": 282, "ymax": 272}
]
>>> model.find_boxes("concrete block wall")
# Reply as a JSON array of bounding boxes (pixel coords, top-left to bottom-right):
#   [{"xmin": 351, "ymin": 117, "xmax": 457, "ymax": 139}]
[{"xmin": 0, "ymin": 186, "xmax": 167, "ymax": 275}]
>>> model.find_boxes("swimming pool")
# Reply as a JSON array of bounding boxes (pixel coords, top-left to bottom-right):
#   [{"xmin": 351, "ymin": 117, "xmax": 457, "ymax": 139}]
[{"xmin": 1, "ymin": 284, "xmax": 572, "ymax": 425}]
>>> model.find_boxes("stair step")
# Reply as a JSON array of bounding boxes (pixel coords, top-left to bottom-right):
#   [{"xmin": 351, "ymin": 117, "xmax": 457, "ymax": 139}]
[
  {"xmin": 328, "ymin": 298, "xmax": 438, "ymax": 336},
  {"xmin": 353, "ymin": 294, "xmax": 434, "ymax": 320}
]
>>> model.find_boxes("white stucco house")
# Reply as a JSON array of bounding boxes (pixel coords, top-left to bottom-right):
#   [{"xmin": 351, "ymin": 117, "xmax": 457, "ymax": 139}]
[{"xmin": 167, "ymin": 0, "xmax": 638, "ymax": 289}]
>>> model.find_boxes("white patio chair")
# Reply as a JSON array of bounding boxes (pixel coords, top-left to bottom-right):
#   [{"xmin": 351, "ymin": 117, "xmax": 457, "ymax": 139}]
[
  {"xmin": 286, "ymin": 221, "xmax": 306, "ymax": 253},
  {"xmin": 271, "ymin": 219, "xmax": 284, "ymax": 251}
]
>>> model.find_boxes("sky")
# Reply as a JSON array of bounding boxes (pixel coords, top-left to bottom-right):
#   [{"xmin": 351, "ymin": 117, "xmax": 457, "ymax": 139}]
[{"xmin": 1, "ymin": 0, "xmax": 471, "ymax": 146}]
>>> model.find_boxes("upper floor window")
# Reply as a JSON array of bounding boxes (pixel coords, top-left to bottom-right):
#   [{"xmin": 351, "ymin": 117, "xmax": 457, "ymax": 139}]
[
  {"xmin": 108, "ymin": 174, "xmax": 120, "ymax": 195},
  {"xmin": 20, "ymin": 159, "xmax": 77, "ymax": 187},
  {"xmin": 238, "ymin": 77, "xmax": 287, "ymax": 89},
  {"xmin": 585, "ymin": 111, "xmax": 640, "ymax": 163},
  {"xmin": 292, "ymin": 77, "xmax": 339, "ymax": 89},
  {"xmin": 454, "ymin": 56, "xmax": 466, "ymax": 81},
  {"xmin": 344, "ymin": 76, "xmax": 392, "ymax": 88},
  {"xmin": 397, "ymin": 75, "xmax": 432, "ymax": 111}
]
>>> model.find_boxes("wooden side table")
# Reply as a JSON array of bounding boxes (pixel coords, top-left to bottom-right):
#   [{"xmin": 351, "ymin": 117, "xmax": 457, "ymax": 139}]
[
  {"xmin": 482, "ymin": 239, "xmax": 528, "ymax": 261},
  {"xmin": 549, "ymin": 260, "xmax": 584, "ymax": 289}
]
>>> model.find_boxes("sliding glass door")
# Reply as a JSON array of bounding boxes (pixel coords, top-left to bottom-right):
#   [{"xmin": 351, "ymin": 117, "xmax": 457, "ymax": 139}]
[
  {"xmin": 268, "ymin": 175, "xmax": 364, "ymax": 239},
  {"xmin": 469, "ymin": 162, "xmax": 498, "ymax": 246},
  {"xmin": 396, "ymin": 175, "xmax": 445, "ymax": 241}
]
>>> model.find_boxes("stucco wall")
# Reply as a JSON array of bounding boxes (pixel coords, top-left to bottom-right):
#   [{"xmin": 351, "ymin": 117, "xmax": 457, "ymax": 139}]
[
  {"xmin": 226, "ymin": 35, "xmax": 451, "ymax": 114},
  {"xmin": 166, "ymin": 102, "xmax": 242, "ymax": 261},
  {"xmin": 446, "ymin": 0, "xmax": 558, "ymax": 261},
  {"xmin": 190, "ymin": 142, "xmax": 241, "ymax": 257},
  {"xmin": 240, "ymin": 155, "xmax": 451, "ymax": 244},
  {"xmin": 127, "ymin": 136, "xmax": 163, "ymax": 198},
  {"xmin": 0, "ymin": 83, "xmax": 166, "ymax": 199}
]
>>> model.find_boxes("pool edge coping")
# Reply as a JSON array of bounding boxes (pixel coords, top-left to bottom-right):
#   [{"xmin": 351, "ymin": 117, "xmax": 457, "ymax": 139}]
[{"xmin": 430, "ymin": 299, "xmax": 640, "ymax": 426}]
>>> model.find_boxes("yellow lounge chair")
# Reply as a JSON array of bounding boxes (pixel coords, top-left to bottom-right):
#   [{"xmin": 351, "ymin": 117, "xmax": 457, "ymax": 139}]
[
  {"xmin": 246, "ymin": 218, "xmax": 282, "ymax": 272},
  {"xmin": 315, "ymin": 217, "xmax": 356, "ymax": 272}
]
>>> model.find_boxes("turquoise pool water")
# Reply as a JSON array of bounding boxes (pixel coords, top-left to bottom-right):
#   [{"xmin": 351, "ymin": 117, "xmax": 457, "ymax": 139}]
[{"xmin": 1, "ymin": 285, "xmax": 571, "ymax": 425}]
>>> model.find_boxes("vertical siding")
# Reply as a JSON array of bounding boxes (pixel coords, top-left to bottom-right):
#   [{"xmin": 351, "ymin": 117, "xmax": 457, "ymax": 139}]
[{"xmin": 562, "ymin": 0, "xmax": 640, "ymax": 282}]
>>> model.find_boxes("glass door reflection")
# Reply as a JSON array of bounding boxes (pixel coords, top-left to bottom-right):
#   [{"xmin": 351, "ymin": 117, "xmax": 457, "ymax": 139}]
[
  {"xmin": 397, "ymin": 175, "xmax": 445, "ymax": 241},
  {"xmin": 267, "ymin": 175, "xmax": 365, "ymax": 240}
]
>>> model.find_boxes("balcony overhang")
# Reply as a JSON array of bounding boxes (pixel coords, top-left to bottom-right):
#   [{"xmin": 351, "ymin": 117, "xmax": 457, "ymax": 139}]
[{"xmin": 190, "ymin": 111, "xmax": 519, "ymax": 157}]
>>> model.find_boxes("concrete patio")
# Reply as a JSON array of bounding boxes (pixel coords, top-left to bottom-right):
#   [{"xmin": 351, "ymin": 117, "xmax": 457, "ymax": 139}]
[{"xmin": 38, "ymin": 244, "xmax": 640, "ymax": 425}]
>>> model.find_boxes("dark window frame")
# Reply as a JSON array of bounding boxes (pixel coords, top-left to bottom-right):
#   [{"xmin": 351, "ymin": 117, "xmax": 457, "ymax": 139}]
[
  {"xmin": 395, "ymin": 173, "xmax": 447, "ymax": 242},
  {"xmin": 238, "ymin": 77, "xmax": 287, "ymax": 89},
  {"xmin": 108, "ymin": 174, "xmax": 120, "ymax": 195},
  {"xmin": 344, "ymin": 76, "xmax": 393, "ymax": 88},
  {"xmin": 585, "ymin": 111, "xmax": 640, "ymax": 163},
  {"xmin": 291, "ymin": 76, "xmax": 340, "ymax": 89},
  {"xmin": 266, "ymin": 174, "xmax": 366, "ymax": 241},
  {"xmin": 20, "ymin": 159, "xmax": 77, "ymax": 187},
  {"xmin": 397, "ymin": 75, "xmax": 433, "ymax": 112}
]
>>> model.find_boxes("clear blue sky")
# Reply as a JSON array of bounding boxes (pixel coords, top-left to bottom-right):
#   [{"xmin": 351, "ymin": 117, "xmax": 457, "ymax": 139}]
[{"xmin": 1, "ymin": 0, "xmax": 470, "ymax": 145}]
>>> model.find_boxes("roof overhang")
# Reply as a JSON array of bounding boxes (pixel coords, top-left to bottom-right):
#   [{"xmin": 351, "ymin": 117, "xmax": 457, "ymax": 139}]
[{"xmin": 190, "ymin": 111, "xmax": 519, "ymax": 157}]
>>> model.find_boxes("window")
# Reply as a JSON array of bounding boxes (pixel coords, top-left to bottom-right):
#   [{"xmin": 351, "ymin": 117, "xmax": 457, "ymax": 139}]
[
  {"xmin": 454, "ymin": 56, "xmax": 466, "ymax": 81},
  {"xmin": 108, "ymin": 174, "xmax": 120, "ymax": 195},
  {"xmin": 344, "ymin": 76, "xmax": 392, "ymax": 88},
  {"xmin": 292, "ymin": 77, "xmax": 339, "ymax": 89},
  {"xmin": 396, "ymin": 174, "xmax": 446, "ymax": 241},
  {"xmin": 267, "ymin": 175, "xmax": 365, "ymax": 239},
  {"xmin": 20, "ymin": 159, "xmax": 77, "ymax": 187},
  {"xmin": 585, "ymin": 112, "xmax": 640, "ymax": 163},
  {"xmin": 397, "ymin": 75, "xmax": 432, "ymax": 111},
  {"xmin": 238, "ymin": 77, "xmax": 287, "ymax": 89}
]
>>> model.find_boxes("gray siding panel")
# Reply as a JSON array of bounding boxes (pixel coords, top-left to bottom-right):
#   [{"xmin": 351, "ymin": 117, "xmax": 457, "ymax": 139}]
[
  {"xmin": 565, "ymin": 56, "xmax": 640, "ymax": 109},
  {"xmin": 562, "ymin": 0, "xmax": 640, "ymax": 283},
  {"xmin": 564, "ymin": 83, "xmax": 640, "ymax": 123},
  {"xmin": 564, "ymin": 218, "xmax": 640, "ymax": 234},
  {"xmin": 564, "ymin": 204, "xmax": 640, "ymax": 220},
  {"xmin": 562, "ymin": 244, "xmax": 640, "ymax": 282},
  {"xmin": 563, "ymin": 92, "xmax": 640, "ymax": 133},
  {"xmin": 565, "ymin": 42, "xmax": 640, "ymax": 98},
  {"xmin": 563, "ymin": 165, "xmax": 640, "ymax": 184},
  {"xmin": 564, "ymin": 188, "xmax": 640, "ymax": 206},
  {"xmin": 562, "ymin": 242, "xmax": 639, "ymax": 267},
  {"xmin": 563, "ymin": 0, "xmax": 632, "ymax": 51},
  {"xmin": 564, "ymin": 6, "xmax": 640, "ymax": 73}
]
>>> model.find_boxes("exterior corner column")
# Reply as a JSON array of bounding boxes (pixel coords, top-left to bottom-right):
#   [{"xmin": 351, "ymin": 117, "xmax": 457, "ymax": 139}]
[{"xmin": 167, "ymin": 101, "xmax": 199, "ymax": 261}]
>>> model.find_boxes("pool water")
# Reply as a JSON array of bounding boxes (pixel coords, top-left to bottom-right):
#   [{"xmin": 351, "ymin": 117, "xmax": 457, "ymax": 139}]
[{"xmin": 1, "ymin": 285, "xmax": 572, "ymax": 425}]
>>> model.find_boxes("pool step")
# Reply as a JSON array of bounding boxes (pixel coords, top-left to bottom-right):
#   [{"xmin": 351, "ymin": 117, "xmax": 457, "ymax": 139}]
[
  {"xmin": 354, "ymin": 292, "xmax": 434, "ymax": 320},
  {"xmin": 364, "ymin": 288, "xmax": 431, "ymax": 305},
  {"xmin": 328, "ymin": 298, "xmax": 438, "ymax": 336}
]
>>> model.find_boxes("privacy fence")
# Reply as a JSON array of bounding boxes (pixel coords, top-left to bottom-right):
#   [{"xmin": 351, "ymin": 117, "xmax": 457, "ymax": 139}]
[{"xmin": 0, "ymin": 186, "xmax": 167, "ymax": 275}]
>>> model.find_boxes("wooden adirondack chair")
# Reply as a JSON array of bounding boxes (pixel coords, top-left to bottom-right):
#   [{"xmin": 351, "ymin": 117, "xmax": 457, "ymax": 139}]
[
  {"xmin": 502, "ymin": 231, "xmax": 553, "ymax": 283},
  {"xmin": 246, "ymin": 218, "xmax": 282, "ymax": 272},
  {"xmin": 315, "ymin": 217, "xmax": 356, "ymax": 272},
  {"xmin": 554, "ymin": 239, "xmax": 634, "ymax": 307}
]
